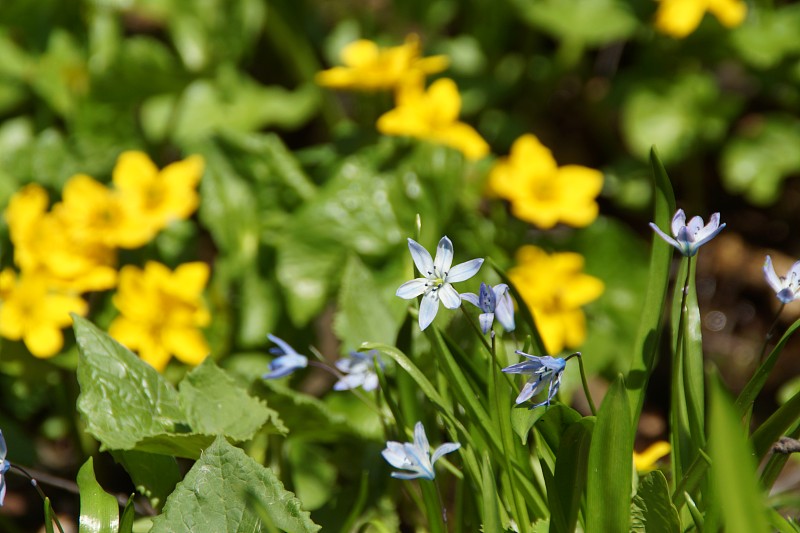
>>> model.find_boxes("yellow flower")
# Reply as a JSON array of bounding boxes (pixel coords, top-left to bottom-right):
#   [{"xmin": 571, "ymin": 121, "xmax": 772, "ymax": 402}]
[
  {"xmin": 0, "ymin": 269, "xmax": 88, "ymax": 358},
  {"xmin": 508, "ymin": 246, "xmax": 604, "ymax": 353},
  {"xmin": 655, "ymin": 0, "xmax": 747, "ymax": 38},
  {"xmin": 488, "ymin": 134, "xmax": 603, "ymax": 229},
  {"xmin": 633, "ymin": 441, "xmax": 671, "ymax": 472},
  {"xmin": 5, "ymin": 184, "xmax": 117, "ymax": 292},
  {"xmin": 377, "ymin": 78, "xmax": 489, "ymax": 161},
  {"xmin": 316, "ymin": 34, "xmax": 448, "ymax": 92},
  {"xmin": 112, "ymin": 151, "xmax": 204, "ymax": 243},
  {"xmin": 109, "ymin": 261, "xmax": 211, "ymax": 372}
]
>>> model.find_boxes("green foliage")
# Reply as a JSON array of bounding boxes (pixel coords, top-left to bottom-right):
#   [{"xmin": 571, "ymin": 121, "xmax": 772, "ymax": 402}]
[
  {"xmin": 150, "ymin": 436, "xmax": 321, "ymax": 533},
  {"xmin": 77, "ymin": 457, "xmax": 120, "ymax": 533},
  {"xmin": 630, "ymin": 471, "xmax": 680, "ymax": 533}
]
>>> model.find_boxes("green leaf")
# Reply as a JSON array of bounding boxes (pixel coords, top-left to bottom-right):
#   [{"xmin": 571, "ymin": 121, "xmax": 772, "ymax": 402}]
[
  {"xmin": 178, "ymin": 358, "xmax": 285, "ymax": 441},
  {"xmin": 111, "ymin": 450, "xmax": 181, "ymax": 512},
  {"xmin": 549, "ymin": 417, "xmax": 594, "ymax": 533},
  {"xmin": 720, "ymin": 115, "xmax": 800, "ymax": 206},
  {"xmin": 736, "ymin": 318, "xmax": 800, "ymax": 418},
  {"xmin": 751, "ymin": 386, "xmax": 800, "ymax": 459},
  {"xmin": 119, "ymin": 495, "xmax": 135, "ymax": 533},
  {"xmin": 333, "ymin": 254, "xmax": 402, "ymax": 351},
  {"xmin": 621, "ymin": 73, "xmax": 735, "ymax": 163},
  {"xmin": 708, "ymin": 375, "xmax": 771, "ymax": 533},
  {"xmin": 509, "ymin": 0, "xmax": 637, "ymax": 45},
  {"xmin": 150, "ymin": 436, "xmax": 321, "ymax": 533},
  {"xmin": 627, "ymin": 148, "xmax": 676, "ymax": 419},
  {"xmin": 586, "ymin": 375, "xmax": 634, "ymax": 533},
  {"xmin": 481, "ymin": 453, "xmax": 504, "ymax": 533},
  {"xmin": 78, "ymin": 457, "xmax": 119, "ymax": 533},
  {"xmin": 730, "ymin": 5, "xmax": 800, "ymax": 69},
  {"xmin": 286, "ymin": 441, "xmax": 338, "ymax": 511},
  {"xmin": 44, "ymin": 497, "xmax": 56, "ymax": 533},
  {"xmin": 73, "ymin": 316, "xmax": 187, "ymax": 452},
  {"xmin": 631, "ymin": 470, "xmax": 681, "ymax": 533}
]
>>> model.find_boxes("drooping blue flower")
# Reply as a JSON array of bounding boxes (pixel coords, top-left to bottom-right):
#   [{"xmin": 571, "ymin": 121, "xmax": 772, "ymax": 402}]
[
  {"xmin": 764, "ymin": 255, "xmax": 800, "ymax": 304},
  {"xmin": 381, "ymin": 421, "xmax": 460, "ymax": 480},
  {"xmin": 333, "ymin": 350, "xmax": 384, "ymax": 392},
  {"xmin": 396, "ymin": 236, "xmax": 484, "ymax": 330},
  {"xmin": 262, "ymin": 334, "xmax": 308, "ymax": 379},
  {"xmin": 502, "ymin": 351, "xmax": 567, "ymax": 408},
  {"xmin": 0, "ymin": 430, "xmax": 10, "ymax": 506},
  {"xmin": 461, "ymin": 282, "xmax": 515, "ymax": 334},
  {"xmin": 649, "ymin": 209, "xmax": 725, "ymax": 257}
]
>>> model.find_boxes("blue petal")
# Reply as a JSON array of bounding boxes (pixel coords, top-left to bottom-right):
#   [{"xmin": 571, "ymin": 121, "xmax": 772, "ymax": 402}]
[
  {"xmin": 263, "ymin": 354, "xmax": 308, "ymax": 379},
  {"xmin": 434, "ymin": 236, "xmax": 455, "ymax": 276},
  {"xmin": 478, "ymin": 312, "xmax": 494, "ymax": 334},
  {"xmin": 446, "ymin": 258, "xmax": 484, "ymax": 283},
  {"xmin": 396, "ymin": 279, "xmax": 429, "ymax": 299},
  {"xmin": 407, "ymin": 238, "xmax": 434, "ymax": 277},
  {"xmin": 418, "ymin": 291, "xmax": 440, "ymax": 330},
  {"xmin": 267, "ymin": 334, "xmax": 299, "ymax": 357}
]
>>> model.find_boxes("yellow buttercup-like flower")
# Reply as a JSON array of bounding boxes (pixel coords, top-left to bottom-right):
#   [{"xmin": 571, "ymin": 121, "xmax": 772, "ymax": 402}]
[
  {"xmin": 508, "ymin": 246, "xmax": 604, "ymax": 354},
  {"xmin": 112, "ymin": 151, "xmax": 205, "ymax": 244},
  {"xmin": 109, "ymin": 261, "xmax": 211, "ymax": 372},
  {"xmin": 488, "ymin": 134, "xmax": 603, "ymax": 229},
  {"xmin": 5, "ymin": 183, "xmax": 117, "ymax": 293},
  {"xmin": 316, "ymin": 34, "xmax": 448, "ymax": 92},
  {"xmin": 655, "ymin": 0, "xmax": 747, "ymax": 38},
  {"xmin": 0, "ymin": 269, "xmax": 88, "ymax": 358},
  {"xmin": 377, "ymin": 78, "xmax": 489, "ymax": 161},
  {"xmin": 633, "ymin": 441, "xmax": 671, "ymax": 472}
]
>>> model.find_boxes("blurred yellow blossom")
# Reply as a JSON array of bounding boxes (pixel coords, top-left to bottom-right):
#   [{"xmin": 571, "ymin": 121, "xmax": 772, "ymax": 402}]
[
  {"xmin": 377, "ymin": 78, "xmax": 489, "ymax": 161},
  {"xmin": 316, "ymin": 34, "xmax": 448, "ymax": 92},
  {"xmin": 109, "ymin": 261, "xmax": 211, "ymax": 372},
  {"xmin": 488, "ymin": 134, "xmax": 603, "ymax": 229},
  {"xmin": 633, "ymin": 441, "xmax": 671, "ymax": 472},
  {"xmin": 0, "ymin": 269, "xmax": 87, "ymax": 358},
  {"xmin": 508, "ymin": 246, "xmax": 604, "ymax": 353},
  {"xmin": 5, "ymin": 183, "xmax": 117, "ymax": 292},
  {"xmin": 655, "ymin": 0, "xmax": 746, "ymax": 38},
  {"xmin": 112, "ymin": 151, "xmax": 205, "ymax": 245}
]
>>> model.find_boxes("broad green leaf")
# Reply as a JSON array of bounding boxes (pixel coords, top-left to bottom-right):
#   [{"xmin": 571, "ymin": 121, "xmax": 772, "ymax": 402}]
[
  {"xmin": 730, "ymin": 5, "xmax": 800, "ymax": 69},
  {"xmin": 630, "ymin": 470, "xmax": 681, "ymax": 533},
  {"xmin": 333, "ymin": 254, "xmax": 402, "ymax": 351},
  {"xmin": 621, "ymin": 73, "xmax": 735, "ymax": 163},
  {"xmin": 586, "ymin": 375, "xmax": 634, "ymax": 533},
  {"xmin": 112, "ymin": 450, "xmax": 180, "ymax": 511},
  {"xmin": 178, "ymin": 358, "xmax": 284, "ymax": 441},
  {"xmin": 736, "ymin": 318, "xmax": 800, "ymax": 418},
  {"xmin": 150, "ymin": 436, "xmax": 321, "ymax": 533},
  {"xmin": 549, "ymin": 417, "xmax": 594, "ymax": 533},
  {"xmin": 78, "ymin": 457, "xmax": 119, "ymax": 533},
  {"xmin": 287, "ymin": 441, "xmax": 338, "ymax": 511},
  {"xmin": 708, "ymin": 376, "xmax": 770, "ymax": 533},
  {"xmin": 720, "ymin": 115, "xmax": 800, "ymax": 206},
  {"xmin": 509, "ymin": 0, "xmax": 637, "ymax": 45},
  {"xmin": 74, "ymin": 316, "xmax": 186, "ymax": 451},
  {"xmin": 627, "ymin": 148, "xmax": 675, "ymax": 419},
  {"xmin": 512, "ymin": 404, "xmax": 581, "ymax": 447}
]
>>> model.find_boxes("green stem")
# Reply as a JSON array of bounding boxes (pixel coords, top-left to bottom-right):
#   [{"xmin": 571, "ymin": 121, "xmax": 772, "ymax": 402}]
[
  {"xmin": 9, "ymin": 466, "xmax": 65, "ymax": 533},
  {"xmin": 759, "ymin": 304, "xmax": 784, "ymax": 364},
  {"xmin": 565, "ymin": 352, "xmax": 596, "ymax": 416},
  {"xmin": 670, "ymin": 256, "xmax": 692, "ymax": 490}
]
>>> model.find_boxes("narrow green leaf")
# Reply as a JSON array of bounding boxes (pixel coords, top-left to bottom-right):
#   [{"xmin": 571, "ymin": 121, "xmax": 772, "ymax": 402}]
[
  {"xmin": 672, "ymin": 449, "xmax": 711, "ymax": 510},
  {"xmin": 111, "ymin": 450, "xmax": 181, "ymax": 512},
  {"xmin": 78, "ymin": 457, "xmax": 119, "ymax": 533},
  {"xmin": 43, "ymin": 497, "xmax": 56, "ymax": 533},
  {"xmin": 178, "ymin": 358, "xmax": 284, "ymax": 441},
  {"xmin": 736, "ymin": 318, "xmax": 800, "ymax": 417},
  {"xmin": 751, "ymin": 386, "xmax": 800, "ymax": 458},
  {"xmin": 683, "ymin": 491, "xmax": 704, "ymax": 532},
  {"xmin": 586, "ymin": 375, "xmax": 634, "ymax": 533},
  {"xmin": 549, "ymin": 417, "xmax": 594, "ymax": 533},
  {"xmin": 481, "ymin": 454, "xmax": 503, "ymax": 533},
  {"xmin": 627, "ymin": 147, "xmax": 676, "ymax": 419},
  {"xmin": 630, "ymin": 470, "xmax": 681, "ymax": 533},
  {"xmin": 708, "ymin": 375, "xmax": 771, "ymax": 533},
  {"xmin": 150, "ymin": 436, "xmax": 320, "ymax": 533},
  {"xmin": 119, "ymin": 495, "xmax": 135, "ymax": 533}
]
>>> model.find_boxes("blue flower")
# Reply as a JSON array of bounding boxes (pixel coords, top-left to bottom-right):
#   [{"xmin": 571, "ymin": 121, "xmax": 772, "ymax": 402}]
[
  {"xmin": 381, "ymin": 422, "xmax": 460, "ymax": 480},
  {"xmin": 502, "ymin": 352, "xmax": 567, "ymax": 408},
  {"xmin": 764, "ymin": 255, "xmax": 800, "ymax": 304},
  {"xmin": 262, "ymin": 334, "xmax": 308, "ymax": 379},
  {"xmin": 649, "ymin": 209, "xmax": 725, "ymax": 257},
  {"xmin": 396, "ymin": 236, "xmax": 484, "ymax": 330},
  {"xmin": 334, "ymin": 351, "xmax": 384, "ymax": 392},
  {"xmin": 461, "ymin": 282, "xmax": 515, "ymax": 334},
  {"xmin": 0, "ymin": 430, "xmax": 10, "ymax": 506}
]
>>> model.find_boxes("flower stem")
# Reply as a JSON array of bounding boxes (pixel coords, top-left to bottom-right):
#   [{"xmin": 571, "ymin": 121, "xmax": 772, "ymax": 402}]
[
  {"xmin": 759, "ymin": 303, "xmax": 785, "ymax": 364},
  {"xmin": 565, "ymin": 352, "xmax": 596, "ymax": 416},
  {"xmin": 8, "ymin": 465, "xmax": 65, "ymax": 533}
]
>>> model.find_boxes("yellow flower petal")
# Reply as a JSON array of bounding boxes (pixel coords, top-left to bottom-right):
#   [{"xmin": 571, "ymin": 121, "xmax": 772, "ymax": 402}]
[
  {"xmin": 113, "ymin": 151, "xmax": 159, "ymax": 191},
  {"xmin": 341, "ymin": 39, "xmax": 380, "ymax": 67},
  {"xmin": 634, "ymin": 441, "xmax": 671, "ymax": 471},
  {"xmin": 655, "ymin": 0, "xmax": 707, "ymax": 38},
  {"xmin": 24, "ymin": 323, "xmax": 64, "ymax": 358},
  {"xmin": 707, "ymin": 0, "xmax": 746, "ymax": 27},
  {"xmin": 164, "ymin": 327, "xmax": 209, "ymax": 366}
]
